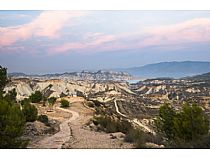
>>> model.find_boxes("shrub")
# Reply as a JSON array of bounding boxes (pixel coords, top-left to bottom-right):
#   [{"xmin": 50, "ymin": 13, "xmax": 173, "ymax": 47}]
[
  {"xmin": 93, "ymin": 114, "xmax": 146, "ymax": 148},
  {"xmin": 20, "ymin": 98, "xmax": 31, "ymax": 106},
  {"xmin": 29, "ymin": 91, "xmax": 42, "ymax": 103},
  {"xmin": 0, "ymin": 66, "xmax": 9, "ymax": 92},
  {"xmin": 86, "ymin": 101, "xmax": 95, "ymax": 108},
  {"xmin": 4, "ymin": 88, "xmax": 17, "ymax": 102},
  {"xmin": 125, "ymin": 128, "xmax": 143, "ymax": 143},
  {"xmin": 60, "ymin": 99, "xmax": 69, "ymax": 108},
  {"xmin": 0, "ymin": 99, "xmax": 26, "ymax": 148},
  {"xmin": 37, "ymin": 114, "xmax": 49, "ymax": 125},
  {"xmin": 48, "ymin": 97, "xmax": 56, "ymax": 106},
  {"xmin": 155, "ymin": 102, "xmax": 209, "ymax": 148},
  {"xmin": 93, "ymin": 116, "xmax": 134, "ymax": 134},
  {"xmin": 118, "ymin": 120, "xmax": 133, "ymax": 134},
  {"xmin": 22, "ymin": 103, "xmax": 38, "ymax": 122},
  {"xmin": 93, "ymin": 116, "xmax": 120, "ymax": 133}
]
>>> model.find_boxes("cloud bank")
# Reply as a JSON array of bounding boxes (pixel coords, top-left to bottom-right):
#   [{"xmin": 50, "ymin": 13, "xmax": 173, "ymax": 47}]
[
  {"xmin": 1, "ymin": 11, "xmax": 210, "ymax": 56},
  {"xmin": 0, "ymin": 11, "xmax": 87, "ymax": 46}
]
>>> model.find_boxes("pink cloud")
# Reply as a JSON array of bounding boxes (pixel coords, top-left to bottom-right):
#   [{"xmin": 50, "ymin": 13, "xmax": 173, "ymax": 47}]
[
  {"xmin": 2, "ymin": 14, "xmax": 210, "ymax": 55},
  {"xmin": 51, "ymin": 17, "xmax": 210, "ymax": 55},
  {"xmin": 51, "ymin": 32, "xmax": 117, "ymax": 54},
  {"xmin": 0, "ymin": 11, "xmax": 87, "ymax": 46},
  {"xmin": 51, "ymin": 43, "xmax": 85, "ymax": 53},
  {"xmin": 139, "ymin": 18, "xmax": 210, "ymax": 48}
]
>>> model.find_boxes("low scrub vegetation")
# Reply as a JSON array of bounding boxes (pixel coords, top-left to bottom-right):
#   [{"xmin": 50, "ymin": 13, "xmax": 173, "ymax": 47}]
[
  {"xmin": 20, "ymin": 98, "xmax": 31, "ymax": 106},
  {"xmin": 37, "ymin": 114, "xmax": 49, "ymax": 126},
  {"xmin": 60, "ymin": 99, "xmax": 70, "ymax": 108},
  {"xmin": 48, "ymin": 97, "xmax": 56, "ymax": 106},
  {"xmin": 124, "ymin": 128, "xmax": 146, "ymax": 148},
  {"xmin": 29, "ymin": 91, "xmax": 42, "ymax": 103},
  {"xmin": 93, "ymin": 115, "xmax": 146, "ymax": 148},
  {"xmin": 22, "ymin": 103, "xmax": 38, "ymax": 122}
]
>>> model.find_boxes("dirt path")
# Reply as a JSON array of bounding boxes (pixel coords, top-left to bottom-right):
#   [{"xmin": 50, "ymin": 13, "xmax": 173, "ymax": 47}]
[
  {"xmin": 61, "ymin": 99, "xmax": 133, "ymax": 149},
  {"xmin": 28, "ymin": 105, "xmax": 79, "ymax": 149},
  {"xmin": 28, "ymin": 97, "xmax": 133, "ymax": 149},
  {"xmin": 114, "ymin": 99, "xmax": 155, "ymax": 134},
  {"xmin": 114, "ymin": 99, "xmax": 128, "ymax": 118}
]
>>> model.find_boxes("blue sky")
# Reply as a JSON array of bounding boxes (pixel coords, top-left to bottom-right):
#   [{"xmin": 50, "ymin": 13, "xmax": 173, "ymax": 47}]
[{"xmin": 0, "ymin": 11, "xmax": 210, "ymax": 74}]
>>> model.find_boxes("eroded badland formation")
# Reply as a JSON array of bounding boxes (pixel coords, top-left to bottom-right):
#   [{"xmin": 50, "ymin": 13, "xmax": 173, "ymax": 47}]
[{"xmin": 4, "ymin": 71, "xmax": 210, "ymax": 148}]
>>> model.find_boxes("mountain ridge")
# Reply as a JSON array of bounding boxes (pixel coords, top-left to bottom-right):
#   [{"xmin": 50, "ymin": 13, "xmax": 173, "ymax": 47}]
[{"xmin": 114, "ymin": 61, "xmax": 210, "ymax": 78}]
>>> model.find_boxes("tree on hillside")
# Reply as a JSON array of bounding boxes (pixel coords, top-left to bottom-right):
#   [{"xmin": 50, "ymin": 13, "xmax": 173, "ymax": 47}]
[
  {"xmin": 0, "ymin": 96, "xmax": 26, "ymax": 148},
  {"xmin": 48, "ymin": 97, "xmax": 57, "ymax": 111},
  {"xmin": 0, "ymin": 65, "xmax": 27, "ymax": 148},
  {"xmin": 29, "ymin": 91, "xmax": 42, "ymax": 103},
  {"xmin": 173, "ymin": 103, "xmax": 209, "ymax": 147},
  {"xmin": 0, "ymin": 66, "xmax": 9, "ymax": 99},
  {"xmin": 48, "ymin": 97, "xmax": 56, "ymax": 106},
  {"xmin": 155, "ymin": 103, "xmax": 209, "ymax": 148},
  {"xmin": 22, "ymin": 103, "xmax": 38, "ymax": 122},
  {"xmin": 155, "ymin": 103, "xmax": 176, "ymax": 141},
  {"xmin": 5, "ymin": 88, "xmax": 17, "ymax": 103},
  {"xmin": 20, "ymin": 98, "xmax": 31, "ymax": 106},
  {"xmin": 0, "ymin": 66, "xmax": 9, "ymax": 93}
]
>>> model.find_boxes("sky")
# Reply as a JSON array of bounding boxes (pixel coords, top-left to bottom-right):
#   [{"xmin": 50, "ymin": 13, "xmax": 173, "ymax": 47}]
[{"xmin": 0, "ymin": 10, "xmax": 210, "ymax": 74}]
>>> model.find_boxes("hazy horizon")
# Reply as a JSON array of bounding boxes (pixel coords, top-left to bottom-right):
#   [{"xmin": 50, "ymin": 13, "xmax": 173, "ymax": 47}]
[{"xmin": 1, "ymin": 11, "xmax": 210, "ymax": 74}]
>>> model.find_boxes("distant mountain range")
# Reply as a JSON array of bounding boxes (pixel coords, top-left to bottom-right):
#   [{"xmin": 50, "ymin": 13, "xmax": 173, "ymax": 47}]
[
  {"xmin": 9, "ymin": 61, "xmax": 210, "ymax": 80},
  {"xmin": 115, "ymin": 61, "xmax": 210, "ymax": 78}
]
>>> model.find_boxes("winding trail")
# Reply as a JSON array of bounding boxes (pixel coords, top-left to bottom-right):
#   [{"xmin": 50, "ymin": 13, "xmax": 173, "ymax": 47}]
[
  {"xmin": 28, "ymin": 106, "xmax": 79, "ymax": 149},
  {"xmin": 114, "ymin": 99, "xmax": 128, "ymax": 118},
  {"xmin": 114, "ymin": 99, "xmax": 155, "ymax": 134}
]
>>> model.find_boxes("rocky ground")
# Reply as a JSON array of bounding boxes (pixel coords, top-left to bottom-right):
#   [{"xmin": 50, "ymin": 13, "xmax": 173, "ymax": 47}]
[
  {"xmin": 22, "ymin": 119, "xmax": 60, "ymax": 147},
  {"xmin": 26, "ymin": 97, "xmax": 133, "ymax": 149},
  {"xmin": 62, "ymin": 99, "xmax": 133, "ymax": 149}
]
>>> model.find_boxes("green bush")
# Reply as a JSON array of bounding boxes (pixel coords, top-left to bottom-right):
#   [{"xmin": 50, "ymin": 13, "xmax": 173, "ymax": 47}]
[
  {"xmin": 48, "ymin": 97, "xmax": 56, "ymax": 106},
  {"xmin": 0, "ymin": 66, "xmax": 9, "ymax": 92},
  {"xmin": 0, "ymin": 99, "xmax": 26, "ymax": 148},
  {"xmin": 4, "ymin": 88, "xmax": 17, "ymax": 102},
  {"xmin": 155, "ymin": 103, "xmax": 176, "ymax": 141},
  {"xmin": 22, "ymin": 103, "xmax": 38, "ymax": 122},
  {"xmin": 29, "ymin": 91, "xmax": 42, "ymax": 103},
  {"xmin": 93, "ymin": 116, "xmax": 118, "ymax": 133},
  {"xmin": 93, "ymin": 114, "xmax": 146, "ymax": 148},
  {"xmin": 93, "ymin": 116, "xmax": 134, "ymax": 134},
  {"xmin": 155, "ymin": 103, "xmax": 209, "ymax": 148},
  {"xmin": 60, "ymin": 99, "xmax": 69, "ymax": 108},
  {"xmin": 37, "ymin": 114, "xmax": 49, "ymax": 125},
  {"xmin": 0, "ymin": 66, "xmax": 27, "ymax": 148},
  {"xmin": 20, "ymin": 98, "xmax": 31, "ymax": 106},
  {"xmin": 124, "ymin": 128, "xmax": 145, "ymax": 148}
]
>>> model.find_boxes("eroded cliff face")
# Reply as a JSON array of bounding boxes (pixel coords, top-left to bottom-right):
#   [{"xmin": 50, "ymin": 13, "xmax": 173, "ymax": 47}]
[{"xmin": 4, "ymin": 78, "xmax": 132, "ymax": 101}]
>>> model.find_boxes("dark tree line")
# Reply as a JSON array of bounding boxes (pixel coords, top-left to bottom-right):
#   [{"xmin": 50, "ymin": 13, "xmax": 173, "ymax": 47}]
[{"xmin": 0, "ymin": 66, "xmax": 38, "ymax": 148}]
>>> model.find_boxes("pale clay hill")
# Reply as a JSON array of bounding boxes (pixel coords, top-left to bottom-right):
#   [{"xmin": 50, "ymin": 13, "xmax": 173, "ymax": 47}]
[
  {"xmin": 4, "ymin": 78, "xmax": 133, "ymax": 101},
  {"xmin": 3, "ymin": 75, "xmax": 210, "ymax": 148}
]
